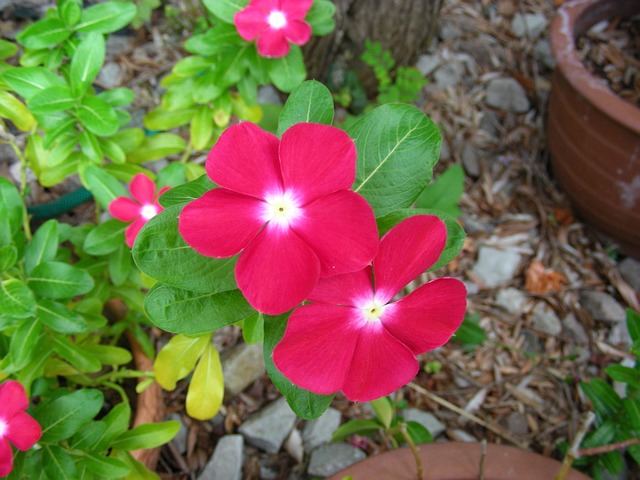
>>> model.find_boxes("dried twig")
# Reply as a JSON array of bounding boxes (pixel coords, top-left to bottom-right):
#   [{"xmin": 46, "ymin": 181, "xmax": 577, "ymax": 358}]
[{"xmin": 554, "ymin": 411, "xmax": 596, "ymax": 480}]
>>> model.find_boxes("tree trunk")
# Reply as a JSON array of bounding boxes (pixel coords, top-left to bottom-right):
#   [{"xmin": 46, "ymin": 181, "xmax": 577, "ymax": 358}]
[{"xmin": 303, "ymin": 0, "xmax": 444, "ymax": 94}]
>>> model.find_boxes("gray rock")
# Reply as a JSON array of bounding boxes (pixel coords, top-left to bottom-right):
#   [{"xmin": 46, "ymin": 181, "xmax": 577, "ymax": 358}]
[
  {"xmin": 307, "ymin": 443, "xmax": 367, "ymax": 477},
  {"xmin": 168, "ymin": 413, "xmax": 188, "ymax": 454},
  {"xmin": 401, "ymin": 409, "xmax": 446, "ymax": 438},
  {"xmin": 198, "ymin": 435, "xmax": 244, "ymax": 480},
  {"xmin": 579, "ymin": 290, "xmax": 626, "ymax": 324},
  {"xmin": 472, "ymin": 247, "xmax": 522, "ymax": 287},
  {"xmin": 511, "ymin": 13, "xmax": 548, "ymax": 40},
  {"xmin": 531, "ymin": 302, "xmax": 562, "ymax": 336},
  {"xmin": 608, "ymin": 321, "xmax": 632, "ymax": 349},
  {"xmin": 506, "ymin": 412, "xmax": 528, "ymax": 435},
  {"xmin": 222, "ymin": 342, "xmax": 266, "ymax": 395},
  {"xmin": 479, "ymin": 110, "xmax": 501, "ymax": 139},
  {"xmin": 485, "ymin": 78, "xmax": 530, "ymax": 113},
  {"xmin": 534, "ymin": 39, "xmax": 556, "ymax": 69},
  {"xmin": 416, "ymin": 54, "xmax": 441, "ymax": 76},
  {"xmin": 450, "ymin": 429, "xmax": 476, "ymax": 442},
  {"xmin": 562, "ymin": 314, "xmax": 589, "ymax": 345},
  {"xmin": 258, "ymin": 85, "xmax": 282, "ymax": 105},
  {"xmin": 97, "ymin": 62, "xmax": 124, "ymax": 89},
  {"xmin": 284, "ymin": 428, "xmax": 304, "ymax": 464},
  {"xmin": 619, "ymin": 257, "xmax": 640, "ymax": 291},
  {"xmin": 434, "ymin": 61, "xmax": 466, "ymax": 87},
  {"xmin": 461, "ymin": 142, "xmax": 481, "ymax": 177},
  {"xmin": 238, "ymin": 397, "xmax": 297, "ymax": 454},
  {"xmin": 302, "ymin": 407, "xmax": 342, "ymax": 452},
  {"xmin": 496, "ymin": 287, "xmax": 526, "ymax": 314}
]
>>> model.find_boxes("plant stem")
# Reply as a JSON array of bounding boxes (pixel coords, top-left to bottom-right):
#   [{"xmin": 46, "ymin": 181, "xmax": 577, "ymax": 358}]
[
  {"xmin": 578, "ymin": 437, "xmax": 640, "ymax": 457},
  {"xmin": 398, "ymin": 422, "xmax": 423, "ymax": 480},
  {"xmin": 554, "ymin": 411, "xmax": 595, "ymax": 480},
  {"xmin": 478, "ymin": 439, "xmax": 487, "ymax": 480}
]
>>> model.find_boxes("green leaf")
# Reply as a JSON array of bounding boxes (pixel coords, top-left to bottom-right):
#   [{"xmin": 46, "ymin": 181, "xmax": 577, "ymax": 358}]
[
  {"xmin": 605, "ymin": 365, "xmax": 640, "ymax": 390},
  {"xmin": 111, "ymin": 128, "xmax": 145, "ymax": 153},
  {"xmin": 580, "ymin": 378, "xmax": 623, "ymax": 418},
  {"xmin": 0, "ymin": 39, "xmax": 17, "ymax": 60},
  {"xmin": 0, "ymin": 90, "xmax": 35, "ymax": 131},
  {"xmin": 154, "ymin": 333, "xmax": 211, "ymax": 390},
  {"xmin": 331, "ymin": 419, "xmax": 382, "ymax": 442},
  {"xmin": 133, "ymin": 205, "xmax": 236, "ymax": 293},
  {"xmin": 370, "ymin": 397, "xmax": 394, "ymax": 429},
  {"xmin": 242, "ymin": 312, "xmax": 264, "ymax": 344},
  {"xmin": 37, "ymin": 389, "xmax": 104, "ymax": 442},
  {"xmin": 305, "ymin": 0, "xmax": 336, "ymax": 35},
  {"xmin": 36, "ymin": 299, "xmax": 89, "ymax": 334},
  {"xmin": 626, "ymin": 308, "xmax": 640, "ymax": 344},
  {"xmin": 415, "ymin": 164, "xmax": 464, "ymax": 217},
  {"xmin": 157, "ymin": 174, "xmax": 215, "ymax": 208},
  {"xmin": 75, "ymin": 1, "xmax": 137, "ymax": 34},
  {"xmin": 70, "ymin": 32, "xmax": 105, "ymax": 95},
  {"xmin": 2, "ymin": 67, "xmax": 66, "ymax": 100},
  {"xmin": 0, "ymin": 279, "xmax": 36, "ymax": 319},
  {"xmin": 185, "ymin": 24, "xmax": 242, "ymax": 56},
  {"xmin": 17, "ymin": 18, "xmax": 72, "ymax": 49},
  {"xmin": 111, "ymin": 421, "xmax": 180, "ymax": 451},
  {"xmin": 277, "ymin": 80, "xmax": 334, "ymax": 136},
  {"xmin": 0, "ymin": 245, "xmax": 18, "ymax": 272},
  {"xmin": 28, "ymin": 85, "xmax": 77, "ymax": 114},
  {"xmin": 82, "ymin": 452, "xmax": 130, "ymax": 478},
  {"xmin": 83, "ymin": 344, "xmax": 132, "ymax": 365},
  {"xmin": 110, "ymin": 450, "xmax": 160, "ymax": 480},
  {"xmin": 264, "ymin": 313, "xmax": 334, "ymax": 419},
  {"xmin": 268, "ymin": 45, "xmax": 306, "ymax": 92},
  {"xmin": 25, "ymin": 219, "xmax": 58, "ymax": 274},
  {"xmin": 79, "ymin": 128, "xmax": 103, "ymax": 163},
  {"xmin": 98, "ymin": 87, "xmax": 135, "ymax": 108},
  {"xmin": 126, "ymin": 133, "xmax": 186, "ymax": 164},
  {"xmin": 28, "ymin": 261, "xmax": 94, "ymax": 299},
  {"xmin": 109, "ymin": 242, "xmax": 132, "ymax": 286},
  {"xmin": 52, "ymin": 336, "xmax": 102, "ymax": 372},
  {"xmin": 70, "ymin": 420, "xmax": 107, "ymax": 451},
  {"xmin": 99, "ymin": 403, "xmax": 131, "ymax": 450},
  {"xmin": 350, "ymin": 104, "xmax": 441, "ymax": 217},
  {"xmin": 44, "ymin": 115, "xmax": 76, "ymax": 149},
  {"xmin": 60, "ymin": 0, "xmax": 82, "ymax": 27},
  {"xmin": 0, "ymin": 177, "xmax": 24, "ymax": 238},
  {"xmin": 77, "ymin": 96, "xmax": 119, "ymax": 136},
  {"xmin": 452, "ymin": 313, "xmax": 485, "ymax": 349},
  {"xmin": 84, "ymin": 219, "xmax": 126, "ymax": 255},
  {"xmin": 143, "ymin": 108, "xmax": 195, "ymax": 130},
  {"xmin": 404, "ymin": 421, "xmax": 433, "ymax": 445},
  {"xmin": 145, "ymin": 283, "xmax": 254, "ymax": 334},
  {"xmin": 186, "ymin": 342, "xmax": 224, "ymax": 420},
  {"xmin": 9, "ymin": 317, "xmax": 42, "ymax": 370},
  {"xmin": 42, "ymin": 444, "xmax": 78, "ymax": 480},
  {"xmin": 190, "ymin": 105, "xmax": 214, "ymax": 150},
  {"xmin": 376, "ymin": 208, "xmax": 466, "ymax": 272},
  {"xmin": 201, "ymin": 0, "xmax": 247, "ymax": 23},
  {"xmin": 623, "ymin": 398, "xmax": 640, "ymax": 432},
  {"xmin": 80, "ymin": 165, "xmax": 127, "ymax": 209}
]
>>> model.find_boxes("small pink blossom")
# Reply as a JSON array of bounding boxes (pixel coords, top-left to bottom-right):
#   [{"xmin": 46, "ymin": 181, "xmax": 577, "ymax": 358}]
[
  {"xmin": 0, "ymin": 380, "xmax": 42, "ymax": 477},
  {"xmin": 179, "ymin": 122, "xmax": 379, "ymax": 315},
  {"xmin": 234, "ymin": 0, "xmax": 313, "ymax": 58},
  {"xmin": 272, "ymin": 215, "xmax": 467, "ymax": 402},
  {"xmin": 109, "ymin": 174, "xmax": 170, "ymax": 248}
]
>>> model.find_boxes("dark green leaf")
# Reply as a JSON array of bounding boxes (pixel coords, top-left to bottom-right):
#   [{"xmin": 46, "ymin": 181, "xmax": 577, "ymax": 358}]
[
  {"xmin": 9, "ymin": 318, "xmax": 42, "ymax": 370},
  {"xmin": 36, "ymin": 299, "xmax": 89, "ymax": 334},
  {"xmin": 52, "ymin": 336, "xmax": 102, "ymax": 372},
  {"xmin": 84, "ymin": 219, "xmax": 126, "ymax": 255},
  {"xmin": 0, "ymin": 279, "xmax": 36, "ymax": 319},
  {"xmin": 305, "ymin": 0, "xmax": 336, "ymax": 35},
  {"xmin": 268, "ymin": 45, "xmax": 306, "ymax": 92},
  {"xmin": 109, "ymin": 242, "xmax": 132, "ymax": 285},
  {"xmin": 25, "ymin": 219, "xmax": 58, "ymax": 274},
  {"xmin": 28, "ymin": 261, "xmax": 94, "ymax": 299},
  {"xmin": 626, "ymin": 308, "xmax": 640, "ymax": 344},
  {"xmin": 42, "ymin": 444, "xmax": 77, "ymax": 480},
  {"xmin": 404, "ymin": 421, "xmax": 434, "ymax": 445},
  {"xmin": 81, "ymin": 452, "xmax": 130, "ymax": 478},
  {"xmin": 277, "ymin": 80, "xmax": 334, "ymax": 136},
  {"xmin": 606, "ymin": 365, "xmax": 640, "ymax": 390},
  {"xmin": 157, "ymin": 174, "xmax": 215, "ymax": 208},
  {"xmin": 415, "ymin": 164, "xmax": 464, "ymax": 218},
  {"xmin": 331, "ymin": 419, "xmax": 381, "ymax": 442},
  {"xmin": 580, "ymin": 379, "xmax": 623, "ymax": 418},
  {"xmin": 0, "ymin": 177, "xmax": 24, "ymax": 239},
  {"xmin": 37, "ymin": 389, "xmax": 104, "ymax": 442},
  {"xmin": 452, "ymin": 313, "xmax": 485, "ymax": 349}
]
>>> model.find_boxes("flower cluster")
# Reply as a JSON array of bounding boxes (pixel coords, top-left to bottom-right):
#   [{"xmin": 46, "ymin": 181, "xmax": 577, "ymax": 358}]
[
  {"xmin": 179, "ymin": 122, "xmax": 467, "ymax": 400},
  {"xmin": 0, "ymin": 381, "xmax": 41, "ymax": 476}
]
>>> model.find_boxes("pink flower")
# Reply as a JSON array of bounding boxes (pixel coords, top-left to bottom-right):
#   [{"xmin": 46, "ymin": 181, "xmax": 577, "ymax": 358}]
[
  {"xmin": 0, "ymin": 381, "xmax": 42, "ymax": 477},
  {"xmin": 109, "ymin": 174, "xmax": 170, "ymax": 248},
  {"xmin": 272, "ymin": 215, "xmax": 467, "ymax": 402},
  {"xmin": 179, "ymin": 122, "xmax": 379, "ymax": 315},
  {"xmin": 234, "ymin": 0, "xmax": 313, "ymax": 58}
]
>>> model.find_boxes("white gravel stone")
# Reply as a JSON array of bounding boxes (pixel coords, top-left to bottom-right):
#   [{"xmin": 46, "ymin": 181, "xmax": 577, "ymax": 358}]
[
  {"xmin": 579, "ymin": 290, "xmax": 626, "ymax": 324},
  {"xmin": 511, "ymin": 13, "xmax": 548, "ymax": 40},
  {"xmin": 307, "ymin": 443, "xmax": 366, "ymax": 477},
  {"xmin": 401, "ymin": 409, "xmax": 446, "ymax": 438},
  {"xmin": 531, "ymin": 302, "xmax": 562, "ymax": 336},
  {"xmin": 222, "ymin": 342, "xmax": 266, "ymax": 395},
  {"xmin": 198, "ymin": 435, "xmax": 244, "ymax": 480},
  {"xmin": 302, "ymin": 407, "xmax": 342, "ymax": 452},
  {"xmin": 485, "ymin": 77, "xmax": 530, "ymax": 113},
  {"xmin": 238, "ymin": 397, "xmax": 297, "ymax": 454},
  {"xmin": 472, "ymin": 246, "xmax": 522, "ymax": 287},
  {"xmin": 496, "ymin": 287, "xmax": 527, "ymax": 314}
]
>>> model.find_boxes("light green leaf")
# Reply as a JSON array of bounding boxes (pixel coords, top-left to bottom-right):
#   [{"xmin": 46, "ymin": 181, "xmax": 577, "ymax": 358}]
[
  {"xmin": 350, "ymin": 104, "xmax": 441, "ymax": 217},
  {"xmin": 110, "ymin": 450, "xmax": 160, "ymax": 480},
  {"xmin": 370, "ymin": 397, "xmax": 394, "ymax": 429},
  {"xmin": 80, "ymin": 164, "xmax": 127, "ymax": 209},
  {"xmin": 28, "ymin": 261, "xmax": 94, "ymax": 299},
  {"xmin": 28, "ymin": 85, "xmax": 77, "ymax": 114},
  {"xmin": 77, "ymin": 95, "xmax": 119, "ymax": 136},
  {"xmin": 2, "ymin": 66, "xmax": 66, "ymax": 100},
  {"xmin": 331, "ymin": 419, "xmax": 382, "ymax": 442},
  {"xmin": 52, "ymin": 336, "xmax": 102, "ymax": 372},
  {"xmin": 37, "ymin": 389, "xmax": 104, "ymax": 442},
  {"xmin": 84, "ymin": 219, "xmax": 126, "ymax": 255},
  {"xmin": 36, "ymin": 299, "xmax": 89, "ymax": 334},
  {"xmin": 190, "ymin": 105, "xmax": 214, "ymax": 150},
  {"xmin": 415, "ymin": 164, "xmax": 465, "ymax": 218},
  {"xmin": 242, "ymin": 312, "xmax": 264, "ymax": 344},
  {"xmin": 268, "ymin": 45, "xmax": 306, "ymax": 92},
  {"xmin": 0, "ymin": 39, "xmax": 17, "ymax": 60},
  {"xmin": 111, "ymin": 128, "xmax": 145, "ymax": 153},
  {"xmin": 98, "ymin": 87, "xmax": 135, "ymax": 107},
  {"xmin": 82, "ymin": 344, "xmax": 132, "ymax": 365},
  {"xmin": 0, "ymin": 279, "xmax": 36, "ymax": 319},
  {"xmin": 42, "ymin": 444, "xmax": 78, "ymax": 480},
  {"xmin": 111, "ymin": 421, "xmax": 180, "ymax": 451},
  {"xmin": 185, "ymin": 24, "xmax": 242, "ymax": 55},
  {"xmin": 25, "ymin": 219, "xmax": 59, "ymax": 274},
  {"xmin": 70, "ymin": 31, "xmax": 105, "ymax": 95},
  {"xmin": 186, "ymin": 342, "xmax": 224, "ymax": 420},
  {"xmin": 277, "ymin": 80, "xmax": 333, "ymax": 136},
  {"xmin": 75, "ymin": 2, "xmax": 137, "ymax": 34},
  {"xmin": 201, "ymin": 0, "xmax": 247, "ymax": 23},
  {"xmin": 154, "ymin": 333, "xmax": 211, "ymax": 390},
  {"xmin": 109, "ymin": 242, "xmax": 132, "ymax": 285},
  {"xmin": 143, "ymin": 108, "xmax": 195, "ymax": 130},
  {"xmin": 0, "ymin": 90, "xmax": 35, "ymax": 131},
  {"xmin": 60, "ymin": 0, "xmax": 82, "ymax": 27},
  {"xmin": 0, "ymin": 245, "xmax": 18, "ymax": 272},
  {"xmin": 126, "ymin": 133, "xmax": 186, "ymax": 163},
  {"xmin": 82, "ymin": 452, "xmax": 130, "ymax": 478},
  {"xmin": 0, "ymin": 177, "xmax": 24, "ymax": 239},
  {"xmin": 305, "ymin": 0, "xmax": 336, "ymax": 35},
  {"xmin": 8, "ymin": 318, "xmax": 42, "ymax": 370},
  {"xmin": 17, "ymin": 18, "xmax": 72, "ymax": 49}
]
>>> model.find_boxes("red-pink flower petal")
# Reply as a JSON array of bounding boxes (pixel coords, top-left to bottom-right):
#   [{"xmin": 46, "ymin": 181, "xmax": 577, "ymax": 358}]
[
  {"xmin": 125, "ymin": 217, "xmax": 146, "ymax": 248},
  {"xmin": 236, "ymin": 224, "xmax": 320, "ymax": 314},
  {"xmin": 5, "ymin": 412, "xmax": 41, "ymax": 451},
  {"xmin": 342, "ymin": 321, "xmax": 419, "ymax": 402},
  {"xmin": 273, "ymin": 304, "xmax": 362, "ymax": 394},
  {"xmin": 284, "ymin": 19, "xmax": 311, "ymax": 45},
  {"xmin": 234, "ymin": 7, "xmax": 267, "ymax": 41},
  {"xmin": 280, "ymin": 0, "xmax": 313, "ymax": 18},
  {"xmin": 382, "ymin": 278, "xmax": 467, "ymax": 354},
  {"xmin": 109, "ymin": 197, "xmax": 141, "ymax": 223},
  {"xmin": 0, "ymin": 438, "xmax": 13, "ymax": 477},
  {"xmin": 280, "ymin": 124, "xmax": 356, "ymax": 204},
  {"xmin": 256, "ymin": 28, "xmax": 290, "ymax": 57},
  {"xmin": 307, "ymin": 266, "xmax": 373, "ymax": 306},
  {"xmin": 248, "ymin": 0, "xmax": 278, "ymax": 10},
  {"xmin": 129, "ymin": 174, "xmax": 156, "ymax": 205},
  {"xmin": 374, "ymin": 215, "xmax": 447, "ymax": 303},
  {"xmin": 292, "ymin": 190, "xmax": 378, "ymax": 277},
  {"xmin": 0, "ymin": 381, "xmax": 27, "ymax": 419},
  {"xmin": 179, "ymin": 189, "xmax": 266, "ymax": 258},
  {"xmin": 206, "ymin": 123, "xmax": 282, "ymax": 198}
]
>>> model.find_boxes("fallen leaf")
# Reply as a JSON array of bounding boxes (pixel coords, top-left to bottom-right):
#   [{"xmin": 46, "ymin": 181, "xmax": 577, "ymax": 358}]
[{"xmin": 525, "ymin": 260, "xmax": 568, "ymax": 295}]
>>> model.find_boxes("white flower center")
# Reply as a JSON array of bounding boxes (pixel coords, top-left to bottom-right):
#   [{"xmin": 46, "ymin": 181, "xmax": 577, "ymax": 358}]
[
  {"xmin": 263, "ymin": 191, "xmax": 301, "ymax": 228},
  {"xmin": 0, "ymin": 418, "xmax": 7, "ymax": 438},
  {"xmin": 361, "ymin": 299, "xmax": 387, "ymax": 323},
  {"xmin": 140, "ymin": 204, "xmax": 159, "ymax": 220},
  {"xmin": 267, "ymin": 10, "xmax": 287, "ymax": 29}
]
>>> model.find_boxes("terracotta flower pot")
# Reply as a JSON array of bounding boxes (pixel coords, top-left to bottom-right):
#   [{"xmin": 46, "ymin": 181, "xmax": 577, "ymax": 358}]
[
  {"xmin": 547, "ymin": 0, "xmax": 640, "ymax": 257},
  {"xmin": 327, "ymin": 442, "xmax": 591, "ymax": 480}
]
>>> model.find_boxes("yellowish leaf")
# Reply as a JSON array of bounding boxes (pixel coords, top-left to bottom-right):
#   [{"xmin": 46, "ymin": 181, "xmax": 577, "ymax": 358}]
[{"xmin": 186, "ymin": 342, "xmax": 224, "ymax": 420}]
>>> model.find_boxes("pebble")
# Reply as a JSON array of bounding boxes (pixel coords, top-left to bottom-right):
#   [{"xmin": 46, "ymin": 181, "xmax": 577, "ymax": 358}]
[
  {"xmin": 534, "ymin": 39, "xmax": 556, "ymax": 69},
  {"xmin": 471, "ymin": 246, "xmax": 522, "ymax": 287},
  {"xmin": 221, "ymin": 342, "xmax": 266, "ymax": 395},
  {"xmin": 619, "ymin": 257, "xmax": 640, "ymax": 291},
  {"xmin": 579, "ymin": 290, "xmax": 626, "ymax": 324},
  {"xmin": 608, "ymin": 321, "xmax": 633, "ymax": 349},
  {"xmin": 434, "ymin": 61, "xmax": 466, "ymax": 87},
  {"xmin": 168, "ymin": 413, "xmax": 188, "ymax": 454},
  {"xmin": 449, "ymin": 429, "xmax": 476, "ymax": 442},
  {"xmin": 485, "ymin": 78, "xmax": 530, "ymax": 113},
  {"xmin": 416, "ymin": 54, "xmax": 441, "ymax": 76},
  {"xmin": 198, "ymin": 435, "xmax": 244, "ymax": 480},
  {"xmin": 531, "ymin": 302, "xmax": 562, "ymax": 336},
  {"xmin": 562, "ymin": 314, "xmax": 589, "ymax": 345},
  {"xmin": 461, "ymin": 142, "xmax": 481, "ymax": 177},
  {"xmin": 496, "ymin": 287, "xmax": 527, "ymax": 314},
  {"xmin": 97, "ymin": 61, "xmax": 125, "ymax": 90},
  {"xmin": 302, "ymin": 407, "xmax": 342, "ymax": 452},
  {"xmin": 307, "ymin": 443, "xmax": 367, "ymax": 477},
  {"xmin": 401, "ymin": 408, "xmax": 446, "ymax": 438},
  {"xmin": 257, "ymin": 85, "xmax": 283, "ymax": 105},
  {"xmin": 238, "ymin": 397, "xmax": 297, "ymax": 454},
  {"xmin": 284, "ymin": 428, "xmax": 304, "ymax": 464},
  {"xmin": 511, "ymin": 13, "xmax": 548, "ymax": 40},
  {"xmin": 506, "ymin": 412, "xmax": 529, "ymax": 435}
]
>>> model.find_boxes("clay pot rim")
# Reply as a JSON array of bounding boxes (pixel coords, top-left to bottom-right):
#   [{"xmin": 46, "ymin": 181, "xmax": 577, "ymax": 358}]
[{"xmin": 549, "ymin": 0, "xmax": 640, "ymax": 135}]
